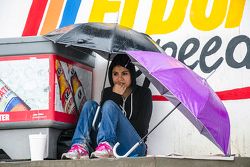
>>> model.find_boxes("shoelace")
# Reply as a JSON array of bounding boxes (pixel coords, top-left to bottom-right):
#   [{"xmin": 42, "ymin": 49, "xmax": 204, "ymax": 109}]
[{"xmin": 96, "ymin": 142, "xmax": 113, "ymax": 152}]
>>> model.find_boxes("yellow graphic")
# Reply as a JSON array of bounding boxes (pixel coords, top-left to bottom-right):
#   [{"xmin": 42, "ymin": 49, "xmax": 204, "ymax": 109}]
[
  {"xmin": 89, "ymin": 0, "xmax": 121, "ymax": 22},
  {"xmin": 146, "ymin": 0, "xmax": 246, "ymax": 34},
  {"xmin": 225, "ymin": 0, "xmax": 246, "ymax": 28},
  {"xmin": 87, "ymin": 0, "xmax": 246, "ymax": 34},
  {"xmin": 190, "ymin": 0, "xmax": 228, "ymax": 31},
  {"xmin": 119, "ymin": 0, "xmax": 139, "ymax": 28},
  {"xmin": 147, "ymin": 0, "xmax": 189, "ymax": 34}
]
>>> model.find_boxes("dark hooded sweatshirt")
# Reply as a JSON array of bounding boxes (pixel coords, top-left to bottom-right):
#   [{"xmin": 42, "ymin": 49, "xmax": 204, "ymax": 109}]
[{"xmin": 100, "ymin": 54, "xmax": 152, "ymax": 141}]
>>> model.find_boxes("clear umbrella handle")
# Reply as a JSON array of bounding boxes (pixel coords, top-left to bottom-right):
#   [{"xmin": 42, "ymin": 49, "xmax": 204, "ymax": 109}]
[
  {"xmin": 92, "ymin": 106, "xmax": 101, "ymax": 130},
  {"xmin": 113, "ymin": 142, "xmax": 140, "ymax": 158}
]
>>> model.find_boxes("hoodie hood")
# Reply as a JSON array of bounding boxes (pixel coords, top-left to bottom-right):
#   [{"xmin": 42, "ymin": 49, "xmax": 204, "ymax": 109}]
[{"xmin": 108, "ymin": 54, "xmax": 136, "ymax": 91}]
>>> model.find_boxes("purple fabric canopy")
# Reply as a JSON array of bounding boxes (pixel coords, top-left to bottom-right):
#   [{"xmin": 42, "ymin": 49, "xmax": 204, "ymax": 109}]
[{"xmin": 126, "ymin": 51, "xmax": 230, "ymax": 155}]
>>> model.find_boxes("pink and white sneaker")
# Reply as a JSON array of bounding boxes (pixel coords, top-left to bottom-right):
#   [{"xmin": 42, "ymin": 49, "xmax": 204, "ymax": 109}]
[
  {"xmin": 90, "ymin": 141, "xmax": 114, "ymax": 158},
  {"xmin": 61, "ymin": 144, "xmax": 89, "ymax": 160}
]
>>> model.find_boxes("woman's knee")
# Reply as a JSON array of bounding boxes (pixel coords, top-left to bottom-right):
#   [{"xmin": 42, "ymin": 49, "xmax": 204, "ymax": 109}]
[
  {"xmin": 102, "ymin": 100, "xmax": 117, "ymax": 108},
  {"xmin": 81, "ymin": 100, "xmax": 98, "ymax": 113},
  {"xmin": 101, "ymin": 100, "xmax": 120, "ymax": 114},
  {"xmin": 84, "ymin": 100, "xmax": 98, "ymax": 107}
]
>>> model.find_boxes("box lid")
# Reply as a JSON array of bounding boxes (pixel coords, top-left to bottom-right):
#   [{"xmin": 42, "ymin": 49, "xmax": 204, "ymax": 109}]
[{"xmin": 0, "ymin": 36, "xmax": 95, "ymax": 67}]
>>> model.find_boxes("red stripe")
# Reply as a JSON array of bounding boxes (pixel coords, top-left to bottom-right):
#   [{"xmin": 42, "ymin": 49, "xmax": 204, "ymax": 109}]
[
  {"xmin": 0, "ymin": 110, "xmax": 76, "ymax": 124},
  {"xmin": 217, "ymin": 87, "xmax": 250, "ymax": 100},
  {"xmin": 152, "ymin": 95, "xmax": 168, "ymax": 101},
  {"xmin": 0, "ymin": 54, "xmax": 50, "ymax": 61},
  {"xmin": 152, "ymin": 87, "xmax": 250, "ymax": 101},
  {"xmin": 22, "ymin": 0, "xmax": 48, "ymax": 36}
]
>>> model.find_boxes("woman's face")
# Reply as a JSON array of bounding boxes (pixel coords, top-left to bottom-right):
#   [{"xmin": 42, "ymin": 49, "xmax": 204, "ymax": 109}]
[{"xmin": 112, "ymin": 65, "xmax": 132, "ymax": 88}]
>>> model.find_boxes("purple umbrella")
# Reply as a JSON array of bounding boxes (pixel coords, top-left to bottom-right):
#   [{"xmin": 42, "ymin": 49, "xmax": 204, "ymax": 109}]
[{"xmin": 113, "ymin": 51, "xmax": 230, "ymax": 157}]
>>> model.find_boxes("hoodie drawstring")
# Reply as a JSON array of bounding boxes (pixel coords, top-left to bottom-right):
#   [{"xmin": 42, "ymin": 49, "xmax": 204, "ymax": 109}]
[{"xmin": 120, "ymin": 93, "xmax": 133, "ymax": 120}]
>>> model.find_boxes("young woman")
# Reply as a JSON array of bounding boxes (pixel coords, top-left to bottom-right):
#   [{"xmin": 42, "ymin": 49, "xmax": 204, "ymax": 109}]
[{"xmin": 62, "ymin": 54, "xmax": 152, "ymax": 159}]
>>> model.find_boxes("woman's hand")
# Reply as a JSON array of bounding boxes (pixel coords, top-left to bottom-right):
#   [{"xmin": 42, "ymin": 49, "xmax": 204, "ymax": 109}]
[{"xmin": 112, "ymin": 83, "xmax": 126, "ymax": 95}]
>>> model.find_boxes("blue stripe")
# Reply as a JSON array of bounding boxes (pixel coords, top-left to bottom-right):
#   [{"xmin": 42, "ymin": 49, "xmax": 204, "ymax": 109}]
[{"xmin": 59, "ymin": 0, "xmax": 82, "ymax": 28}]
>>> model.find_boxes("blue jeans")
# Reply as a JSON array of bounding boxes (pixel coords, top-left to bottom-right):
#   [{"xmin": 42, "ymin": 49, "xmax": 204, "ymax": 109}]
[{"xmin": 71, "ymin": 100, "xmax": 146, "ymax": 157}]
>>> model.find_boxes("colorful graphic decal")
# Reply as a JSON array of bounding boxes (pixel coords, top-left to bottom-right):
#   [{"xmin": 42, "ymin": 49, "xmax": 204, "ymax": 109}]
[
  {"xmin": 23, "ymin": 0, "xmax": 246, "ymax": 35},
  {"xmin": 0, "ymin": 79, "xmax": 30, "ymax": 112},
  {"xmin": 56, "ymin": 60, "xmax": 77, "ymax": 115},
  {"xmin": 55, "ymin": 59, "xmax": 91, "ymax": 115},
  {"xmin": 0, "ymin": 55, "xmax": 92, "ymax": 125}
]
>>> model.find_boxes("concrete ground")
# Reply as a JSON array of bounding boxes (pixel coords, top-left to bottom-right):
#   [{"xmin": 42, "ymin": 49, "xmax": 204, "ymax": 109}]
[{"xmin": 0, "ymin": 156, "xmax": 250, "ymax": 167}]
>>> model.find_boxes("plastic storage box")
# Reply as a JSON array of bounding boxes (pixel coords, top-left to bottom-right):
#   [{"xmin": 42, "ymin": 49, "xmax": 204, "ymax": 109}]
[{"xmin": 0, "ymin": 36, "xmax": 95, "ymax": 160}]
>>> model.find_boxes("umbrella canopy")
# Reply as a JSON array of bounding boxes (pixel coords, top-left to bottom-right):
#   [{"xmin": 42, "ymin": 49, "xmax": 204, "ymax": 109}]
[
  {"xmin": 125, "ymin": 51, "xmax": 230, "ymax": 155},
  {"xmin": 44, "ymin": 22, "xmax": 164, "ymax": 59}
]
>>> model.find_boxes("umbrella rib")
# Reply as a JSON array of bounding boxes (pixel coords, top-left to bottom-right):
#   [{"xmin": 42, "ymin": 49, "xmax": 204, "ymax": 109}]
[
  {"xmin": 68, "ymin": 45, "xmax": 93, "ymax": 56},
  {"xmin": 110, "ymin": 23, "xmax": 118, "ymax": 53},
  {"xmin": 140, "ymin": 102, "xmax": 182, "ymax": 143}
]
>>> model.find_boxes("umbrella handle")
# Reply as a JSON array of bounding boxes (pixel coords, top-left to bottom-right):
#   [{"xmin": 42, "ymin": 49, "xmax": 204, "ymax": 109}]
[
  {"xmin": 113, "ymin": 142, "xmax": 140, "ymax": 158},
  {"xmin": 92, "ymin": 106, "xmax": 101, "ymax": 130}
]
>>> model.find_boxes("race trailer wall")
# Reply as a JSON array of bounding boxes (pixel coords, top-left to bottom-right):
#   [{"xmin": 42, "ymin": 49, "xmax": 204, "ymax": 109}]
[{"xmin": 0, "ymin": 0, "xmax": 250, "ymax": 157}]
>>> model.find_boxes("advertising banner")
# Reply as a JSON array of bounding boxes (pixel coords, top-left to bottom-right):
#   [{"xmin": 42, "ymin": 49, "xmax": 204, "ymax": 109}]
[{"xmin": 0, "ymin": 54, "xmax": 92, "ymax": 128}]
